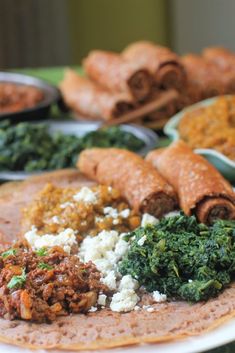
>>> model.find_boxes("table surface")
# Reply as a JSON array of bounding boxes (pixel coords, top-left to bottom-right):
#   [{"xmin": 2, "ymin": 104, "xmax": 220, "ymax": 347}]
[{"xmin": 8, "ymin": 66, "xmax": 235, "ymax": 353}]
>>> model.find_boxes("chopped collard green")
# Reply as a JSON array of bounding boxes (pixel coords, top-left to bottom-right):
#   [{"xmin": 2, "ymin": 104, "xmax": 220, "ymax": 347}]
[
  {"xmin": 0, "ymin": 120, "xmax": 145, "ymax": 172},
  {"xmin": 119, "ymin": 214, "xmax": 235, "ymax": 302}
]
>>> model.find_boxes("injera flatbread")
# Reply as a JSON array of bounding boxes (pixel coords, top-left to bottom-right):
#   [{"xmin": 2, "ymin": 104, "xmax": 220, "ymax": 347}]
[{"xmin": 0, "ymin": 169, "xmax": 235, "ymax": 351}]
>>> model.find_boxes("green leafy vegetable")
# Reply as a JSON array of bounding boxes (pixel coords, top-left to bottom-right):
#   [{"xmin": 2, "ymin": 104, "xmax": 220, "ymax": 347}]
[
  {"xmin": 7, "ymin": 268, "xmax": 26, "ymax": 289},
  {"xmin": 38, "ymin": 262, "xmax": 53, "ymax": 270},
  {"xmin": 0, "ymin": 121, "xmax": 145, "ymax": 172},
  {"xmin": 35, "ymin": 247, "xmax": 48, "ymax": 257},
  {"xmin": 1, "ymin": 248, "xmax": 17, "ymax": 258},
  {"xmin": 119, "ymin": 215, "xmax": 235, "ymax": 302}
]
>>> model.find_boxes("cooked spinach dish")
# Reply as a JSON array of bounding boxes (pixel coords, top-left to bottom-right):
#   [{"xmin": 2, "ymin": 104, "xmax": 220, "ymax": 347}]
[
  {"xmin": 119, "ymin": 215, "xmax": 235, "ymax": 302},
  {"xmin": 0, "ymin": 120, "xmax": 145, "ymax": 171}
]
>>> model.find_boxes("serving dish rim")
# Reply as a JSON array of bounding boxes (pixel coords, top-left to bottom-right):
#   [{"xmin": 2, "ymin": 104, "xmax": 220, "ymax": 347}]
[{"xmin": 164, "ymin": 95, "xmax": 235, "ymax": 168}]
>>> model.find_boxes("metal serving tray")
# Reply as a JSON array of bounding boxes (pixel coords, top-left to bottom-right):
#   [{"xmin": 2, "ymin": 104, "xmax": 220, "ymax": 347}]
[{"xmin": 0, "ymin": 120, "xmax": 158, "ymax": 181}]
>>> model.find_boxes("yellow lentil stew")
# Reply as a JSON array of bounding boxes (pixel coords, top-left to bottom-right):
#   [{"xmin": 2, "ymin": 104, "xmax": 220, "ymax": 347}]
[
  {"xmin": 22, "ymin": 184, "xmax": 141, "ymax": 242},
  {"xmin": 178, "ymin": 96, "xmax": 235, "ymax": 160}
]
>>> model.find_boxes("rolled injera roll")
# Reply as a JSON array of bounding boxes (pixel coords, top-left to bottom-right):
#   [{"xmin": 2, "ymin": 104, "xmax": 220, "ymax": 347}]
[
  {"xmin": 182, "ymin": 54, "xmax": 225, "ymax": 99},
  {"xmin": 202, "ymin": 47, "xmax": 235, "ymax": 94},
  {"xmin": 145, "ymin": 89, "xmax": 179, "ymax": 121},
  {"xmin": 59, "ymin": 69, "xmax": 134, "ymax": 121},
  {"xmin": 146, "ymin": 140, "xmax": 235, "ymax": 224},
  {"xmin": 202, "ymin": 47, "xmax": 235, "ymax": 71},
  {"xmin": 122, "ymin": 41, "xmax": 186, "ymax": 90},
  {"xmin": 77, "ymin": 148, "xmax": 177, "ymax": 217},
  {"xmin": 83, "ymin": 50, "xmax": 153, "ymax": 102}
]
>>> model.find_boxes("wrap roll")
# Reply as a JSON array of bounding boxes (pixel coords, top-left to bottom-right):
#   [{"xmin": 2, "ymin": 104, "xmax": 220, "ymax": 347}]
[
  {"xmin": 83, "ymin": 50, "xmax": 153, "ymax": 102},
  {"xmin": 122, "ymin": 41, "xmax": 186, "ymax": 90},
  {"xmin": 145, "ymin": 90, "xmax": 179, "ymax": 122},
  {"xmin": 77, "ymin": 148, "xmax": 177, "ymax": 217},
  {"xmin": 146, "ymin": 140, "xmax": 235, "ymax": 224},
  {"xmin": 202, "ymin": 47, "xmax": 235, "ymax": 71},
  {"xmin": 59, "ymin": 69, "xmax": 134, "ymax": 121},
  {"xmin": 182, "ymin": 54, "xmax": 225, "ymax": 99},
  {"xmin": 202, "ymin": 47, "xmax": 235, "ymax": 93}
]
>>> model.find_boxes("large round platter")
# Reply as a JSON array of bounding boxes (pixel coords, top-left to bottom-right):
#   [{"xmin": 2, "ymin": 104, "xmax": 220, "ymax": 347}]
[{"xmin": 0, "ymin": 317, "xmax": 234, "ymax": 353}]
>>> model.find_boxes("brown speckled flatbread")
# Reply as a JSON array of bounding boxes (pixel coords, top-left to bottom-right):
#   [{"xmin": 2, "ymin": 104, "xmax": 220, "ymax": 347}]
[
  {"xmin": 0, "ymin": 286, "xmax": 235, "ymax": 350},
  {"xmin": 0, "ymin": 169, "xmax": 235, "ymax": 350}
]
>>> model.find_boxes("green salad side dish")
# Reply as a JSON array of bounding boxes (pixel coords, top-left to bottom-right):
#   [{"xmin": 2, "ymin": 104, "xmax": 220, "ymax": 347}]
[
  {"xmin": 119, "ymin": 215, "xmax": 235, "ymax": 302},
  {"xmin": 0, "ymin": 120, "xmax": 145, "ymax": 172}
]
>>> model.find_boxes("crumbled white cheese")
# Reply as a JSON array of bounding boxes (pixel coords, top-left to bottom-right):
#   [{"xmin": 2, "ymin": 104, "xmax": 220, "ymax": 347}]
[
  {"xmin": 93, "ymin": 258, "xmax": 113, "ymax": 274},
  {"xmin": 95, "ymin": 216, "xmax": 104, "ymax": 223},
  {"xmin": 143, "ymin": 305, "xmax": 151, "ymax": 310},
  {"xmin": 120, "ymin": 232, "xmax": 127, "ymax": 239},
  {"xmin": 141, "ymin": 213, "xmax": 159, "ymax": 227},
  {"xmin": 79, "ymin": 230, "xmax": 119, "ymax": 265},
  {"xmin": 103, "ymin": 207, "xmax": 119, "ymax": 218},
  {"xmin": 51, "ymin": 216, "xmax": 60, "ymax": 224},
  {"xmin": 78, "ymin": 229, "xmax": 139, "ymax": 311},
  {"xmin": 147, "ymin": 307, "xmax": 154, "ymax": 313},
  {"xmin": 103, "ymin": 207, "xmax": 131, "ymax": 219},
  {"xmin": 60, "ymin": 201, "xmax": 74, "ymax": 209},
  {"xmin": 79, "ymin": 230, "xmax": 129, "ymax": 277},
  {"xmin": 119, "ymin": 275, "xmax": 139, "ymax": 291},
  {"xmin": 101, "ymin": 270, "xmax": 117, "ymax": 290},
  {"xmin": 164, "ymin": 211, "xmax": 181, "ymax": 218},
  {"xmin": 88, "ymin": 306, "xmax": 97, "ymax": 312},
  {"xmin": 73, "ymin": 187, "xmax": 97, "ymax": 204},
  {"xmin": 119, "ymin": 209, "xmax": 130, "ymax": 218},
  {"xmin": 134, "ymin": 305, "xmax": 141, "ymax": 311},
  {"xmin": 114, "ymin": 239, "xmax": 129, "ymax": 258},
  {"xmin": 152, "ymin": 290, "xmax": 167, "ymax": 303},
  {"xmin": 24, "ymin": 227, "xmax": 77, "ymax": 254},
  {"xmin": 97, "ymin": 294, "xmax": 107, "ymax": 306},
  {"xmin": 137, "ymin": 235, "xmax": 147, "ymax": 246},
  {"xmin": 188, "ymin": 279, "xmax": 193, "ymax": 283},
  {"xmin": 110, "ymin": 289, "xmax": 139, "ymax": 312}
]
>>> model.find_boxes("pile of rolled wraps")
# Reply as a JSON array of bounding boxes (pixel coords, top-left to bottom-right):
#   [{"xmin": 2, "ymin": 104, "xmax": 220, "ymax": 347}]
[
  {"xmin": 60, "ymin": 42, "xmax": 235, "ymax": 128},
  {"xmin": 78, "ymin": 141, "xmax": 235, "ymax": 225}
]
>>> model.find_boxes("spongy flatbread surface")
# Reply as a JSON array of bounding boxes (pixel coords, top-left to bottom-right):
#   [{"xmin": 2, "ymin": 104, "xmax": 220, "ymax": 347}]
[
  {"xmin": 0, "ymin": 169, "xmax": 235, "ymax": 350},
  {"xmin": 0, "ymin": 286, "xmax": 235, "ymax": 350}
]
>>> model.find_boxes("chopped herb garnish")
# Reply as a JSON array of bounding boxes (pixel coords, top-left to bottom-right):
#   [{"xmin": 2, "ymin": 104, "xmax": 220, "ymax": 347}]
[
  {"xmin": 38, "ymin": 262, "xmax": 53, "ymax": 270},
  {"xmin": 7, "ymin": 268, "xmax": 26, "ymax": 289},
  {"xmin": 1, "ymin": 248, "xmax": 17, "ymax": 258},
  {"xmin": 36, "ymin": 247, "xmax": 48, "ymax": 257}
]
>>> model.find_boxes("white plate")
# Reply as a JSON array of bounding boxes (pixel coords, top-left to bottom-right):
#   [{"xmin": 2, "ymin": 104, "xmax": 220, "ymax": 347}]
[{"xmin": 0, "ymin": 317, "xmax": 234, "ymax": 353}]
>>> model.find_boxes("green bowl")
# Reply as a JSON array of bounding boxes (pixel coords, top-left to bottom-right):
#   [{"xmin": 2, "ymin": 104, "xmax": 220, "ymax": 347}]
[{"xmin": 164, "ymin": 96, "xmax": 235, "ymax": 183}]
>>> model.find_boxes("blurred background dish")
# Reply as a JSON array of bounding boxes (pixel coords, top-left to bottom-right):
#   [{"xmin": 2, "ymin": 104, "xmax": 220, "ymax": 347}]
[
  {"xmin": 0, "ymin": 120, "xmax": 158, "ymax": 181},
  {"xmin": 0, "ymin": 72, "xmax": 60, "ymax": 122},
  {"xmin": 164, "ymin": 96, "xmax": 235, "ymax": 182}
]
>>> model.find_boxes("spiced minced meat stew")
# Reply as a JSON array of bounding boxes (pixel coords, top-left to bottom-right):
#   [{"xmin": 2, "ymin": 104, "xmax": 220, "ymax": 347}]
[
  {"xmin": 0, "ymin": 242, "xmax": 108, "ymax": 322},
  {"xmin": 0, "ymin": 83, "xmax": 44, "ymax": 114},
  {"xmin": 22, "ymin": 184, "xmax": 141, "ymax": 242}
]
